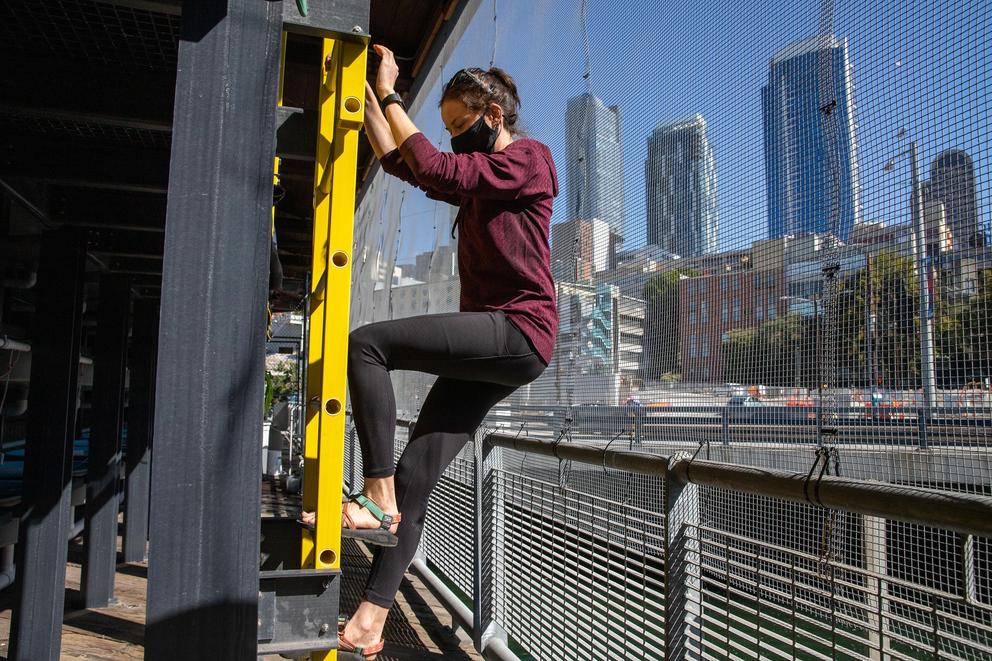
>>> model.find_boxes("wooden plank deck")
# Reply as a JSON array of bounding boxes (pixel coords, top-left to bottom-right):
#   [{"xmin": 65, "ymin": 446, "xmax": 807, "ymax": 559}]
[{"xmin": 0, "ymin": 480, "xmax": 483, "ymax": 660}]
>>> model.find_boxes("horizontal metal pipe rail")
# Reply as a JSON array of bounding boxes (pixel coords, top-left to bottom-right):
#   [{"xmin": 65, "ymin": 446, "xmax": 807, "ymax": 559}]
[
  {"xmin": 486, "ymin": 432, "xmax": 992, "ymax": 538},
  {"xmin": 495, "ymin": 403, "xmax": 992, "ymax": 417},
  {"xmin": 0, "ymin": 336, "xmax": 30, "ymax": 353},
  {"xmin": 488, "ymin": 433, "xmax": 670, "ymax": 477}
]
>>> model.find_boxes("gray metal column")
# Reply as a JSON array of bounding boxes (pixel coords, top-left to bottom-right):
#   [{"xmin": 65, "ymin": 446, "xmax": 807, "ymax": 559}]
[
  {"xmin": 122, "ymin": 298, "xmax": 159, "ymax": 563},
  {"xmin": 144, "ymin": 0, "xmax": 281, "ymax": 657},
  {"xmin": 474, "ymin": 436, "xmax": 508, "ymax": 653},
  {"xmin": 664, "ymin": 456, "xmax": 702, "ymax": 660},
  {"xmin": 81, "ymin": 274, "xmax": 131, "ymax": 608},
  {"xmin": 9, "ymin": 227, "xmax": 86, "ymax": 661}
]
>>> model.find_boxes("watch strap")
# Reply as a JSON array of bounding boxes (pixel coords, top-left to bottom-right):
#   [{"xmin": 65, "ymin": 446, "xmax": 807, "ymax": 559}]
[{"xmin": 379, "ymin": 92, "xmax": 405, "ymax": 113}]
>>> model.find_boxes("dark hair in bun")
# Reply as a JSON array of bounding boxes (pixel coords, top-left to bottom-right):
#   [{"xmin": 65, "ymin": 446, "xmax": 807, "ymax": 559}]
[{"xmin": 440, "ymin": 66, "xmax": 521, "ymax": 135}]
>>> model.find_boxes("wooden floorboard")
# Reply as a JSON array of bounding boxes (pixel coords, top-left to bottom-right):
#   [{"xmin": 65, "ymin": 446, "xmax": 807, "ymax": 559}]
[{"xmin": 0, "ymin": 480, "xmax": 482, "ymax": 660}]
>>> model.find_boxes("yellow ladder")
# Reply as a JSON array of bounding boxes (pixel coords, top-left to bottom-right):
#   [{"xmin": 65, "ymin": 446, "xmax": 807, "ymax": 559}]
[{"xmin": 300, "ymin": 35, "xmax": 367, "ymax": 661}]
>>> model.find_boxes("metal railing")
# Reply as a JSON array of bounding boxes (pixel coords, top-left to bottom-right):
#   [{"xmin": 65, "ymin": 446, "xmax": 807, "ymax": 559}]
[
  {"xmin": 344, "ymin": 417, "xmax": 992, "ymax": 659},
  {"xmin": 484, "ymin": 403, "xmax": 992, "ymax": 450}
]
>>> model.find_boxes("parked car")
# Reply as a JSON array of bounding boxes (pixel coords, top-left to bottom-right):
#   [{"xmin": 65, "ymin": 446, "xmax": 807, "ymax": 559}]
[
  {"xmin": 727, "ymin": 396, "xmax": 813, "ymax": 424},
  {"xmin": 727, "ymin": 395, "xmax": 765, "ymax": 422}
]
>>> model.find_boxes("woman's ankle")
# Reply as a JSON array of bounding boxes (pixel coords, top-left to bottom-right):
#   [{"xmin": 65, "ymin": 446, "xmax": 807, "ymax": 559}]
[
  {"xmin": 362, "ymin": 477, "xmax": 398, "ymax": 512},
  {"xmin": 350, "ymin": 600, "xmax": 389, "ymax": 632}
]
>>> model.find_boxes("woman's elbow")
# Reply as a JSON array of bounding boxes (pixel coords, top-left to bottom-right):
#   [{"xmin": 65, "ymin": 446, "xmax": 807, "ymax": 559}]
[{"xmin": 412, "ymin": 165, "xmax": 458, "ymax": 193}]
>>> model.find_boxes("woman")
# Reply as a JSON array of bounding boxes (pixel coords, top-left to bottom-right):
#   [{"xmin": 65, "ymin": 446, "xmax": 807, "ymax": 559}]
[{"xmin": 316, "ymin": 44, "xmax": 559, "ymax": 657}]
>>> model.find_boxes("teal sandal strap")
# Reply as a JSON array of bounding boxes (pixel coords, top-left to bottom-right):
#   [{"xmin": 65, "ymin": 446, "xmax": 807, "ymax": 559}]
[
  {"xmin": 350, "ymin": 494, "xmax": 399, "ymax": 530},
  {"xmin": 352, "ymin": 493, "xmax": 385, "ymax": 519}
]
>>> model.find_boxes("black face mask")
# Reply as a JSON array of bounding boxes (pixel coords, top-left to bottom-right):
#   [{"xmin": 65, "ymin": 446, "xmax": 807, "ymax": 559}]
[{"xmin": 450, "ymin": 115, "xmax": 500, "ymax": 155}]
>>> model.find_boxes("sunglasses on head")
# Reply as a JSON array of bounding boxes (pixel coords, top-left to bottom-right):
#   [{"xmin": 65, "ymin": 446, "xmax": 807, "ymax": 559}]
[{"xmin": 445, "ymin": 68, "xmax": 494, "ymax": 94}]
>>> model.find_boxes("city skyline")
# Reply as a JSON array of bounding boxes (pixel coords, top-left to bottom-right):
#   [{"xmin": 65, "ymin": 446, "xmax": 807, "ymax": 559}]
[
  {"xmin": 762, "ymin": 35, "xmax": 862, "ymax": 241},
  {"xmin": 645, "ymin": 113, "xmax": 718, "ymax": 258},
  {"xmin": 923, "ymin": 149, "xmax": 984, "ymax": 250},
  {"xmin": 382, "ymin": 0, "xmax": 989, "ymax": 272},
  {"xmin": 564, "ymin": 92, "xmax": 625, "ymax": 240}
]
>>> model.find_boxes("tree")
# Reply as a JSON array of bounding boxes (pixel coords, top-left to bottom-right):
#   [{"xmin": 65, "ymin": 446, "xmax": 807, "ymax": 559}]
[
  {"xmin": 828, "ymin": 250, "xmax": 920, "ymax": 388},
  {"xmin": 268, "ymin": 361, "xmax": 300, "ymax": 403},
  {"xmin": 870, "ymin": 251, "xmax": 920, "ymax": 389},
  {"xmin": 643, "ymin": 268, "xmax": 700, "ymax": 379},
  {"xmin": 722, "ymin": 327, "xmax": 755, "ymax": 385},
  {"xmin": 264, "ymin": 372, "xmax": 274, "ymax": 417},
  {"xmin": 949, "ymin": 270, "xmax": 992, "ymax": 386},
  {"xmin": 722, "ymin": 314, "xmax": 811, "ymax": 387}
]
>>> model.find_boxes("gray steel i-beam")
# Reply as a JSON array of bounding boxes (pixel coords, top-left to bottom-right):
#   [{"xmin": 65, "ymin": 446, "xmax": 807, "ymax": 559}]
[
  {"xmin": 122, "ymin": 298, "xmax": 159, "ymax": 563},
  {"xmin": 9, "ymin": 228, "xmax": 87, "ymax": 661},
  {"xmin": 144, "ymin": 0, "xmax": 281, "ymax": 657},
  {"xmin": 81, "ymin": 274, "xmax": 131, "ymax": 608}
]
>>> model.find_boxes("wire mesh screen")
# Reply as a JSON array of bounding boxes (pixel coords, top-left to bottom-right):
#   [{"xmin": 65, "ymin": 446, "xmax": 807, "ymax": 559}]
[
  {"xmin": 348, "ymin": 0, "xmax": 990, "ymax": 657},
  {"xmin": 352, "ymin": 0, "xmax": 991, "ymax": 478},
  {"xmin": 692, "ymin": 487, "xmax": 992, "ymax": 660},
  {"xmin": 0, "ymin": 0, "xmax": 180, "ymax": 71},
  {"xmin": 418, "ymin": 433, "xmax": 477, "ymax": 600},
  {"xmin": 490, "ymin": 461, "xmax": 666, "ymax": 660},
  {"xmin": 0, "ymin": 110, "xmax": 171, "ymax": 150}
]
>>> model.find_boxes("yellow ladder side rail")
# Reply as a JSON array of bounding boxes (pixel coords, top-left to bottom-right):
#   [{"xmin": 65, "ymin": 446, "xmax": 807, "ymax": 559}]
[
  {"xmin": 272, "ymin": 32, "xmax": 286, "ymax": 243},
  {"xmin": 302, "ymin": 38, "xmax": 338, "ymax": 571},
  {"xmin": 316, "ymin": 37, "xmax": 366, "ymax": 568},
  {"xmin": 302, "ymin": 37, "xmax": 367, "ymax": 661}
]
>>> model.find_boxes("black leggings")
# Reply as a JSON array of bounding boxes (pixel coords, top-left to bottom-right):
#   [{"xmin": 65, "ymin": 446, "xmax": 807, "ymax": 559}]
[{"xmin": 347, "ymin": 311, "xmax": 546, "ymax": 608}]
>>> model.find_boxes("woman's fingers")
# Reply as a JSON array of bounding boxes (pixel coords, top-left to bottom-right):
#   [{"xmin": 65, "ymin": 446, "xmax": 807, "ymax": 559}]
[{"xmin": 372, "ymin": 43, "xmax": 400, "ymax": 97}]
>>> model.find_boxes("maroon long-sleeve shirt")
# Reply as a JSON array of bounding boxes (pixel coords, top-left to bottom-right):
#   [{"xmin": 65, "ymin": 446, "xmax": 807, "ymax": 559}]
[{"xmin": 379, "ymin": 132, "xmax": 559, "ymax": 365}]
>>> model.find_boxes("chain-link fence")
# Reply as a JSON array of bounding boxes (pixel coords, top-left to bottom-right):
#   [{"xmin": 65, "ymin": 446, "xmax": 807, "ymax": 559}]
[{"xmin": 347, "ymin": 0, "xmax": 991, "ymax": 657}]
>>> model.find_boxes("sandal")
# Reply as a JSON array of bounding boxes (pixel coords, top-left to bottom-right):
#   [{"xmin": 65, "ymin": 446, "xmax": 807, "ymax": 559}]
[
  {"xmin": 338, "ymin": 622, "xmax": 384, "ymax": 660},
  {"xmin": 297, "ymin": 494, "xmax": 401, "ymax": 548},
  {"xmin": 341, "ymin": 494, "xmax": 401, "ymax": 547}
]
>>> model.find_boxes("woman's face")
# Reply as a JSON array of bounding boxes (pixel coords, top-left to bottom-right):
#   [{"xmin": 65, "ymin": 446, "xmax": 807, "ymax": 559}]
[{"xmin": 441, "ymin": 98, "xmax": 497, "ymax": 137}]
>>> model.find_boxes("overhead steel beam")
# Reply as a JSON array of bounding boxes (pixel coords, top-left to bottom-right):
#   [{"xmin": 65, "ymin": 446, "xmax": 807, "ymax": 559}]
[
  {"xmin": 57, "ymin": 190, "xmax": 168, "ymax": 232},
  {"xmin": 81, "ymin": 274, "xmax": 131, "ymax": 608},
  {"xmin": 97, "ymin": 255, "xmax": 165, "ymax": 275},
  {"xmin": 0, "ymin": 105, "xmax": 171, "ymax": 133},
  {"xmin": 86, "ymin": 230, "xmax": 166, "ymax": 255},
  {"xmin": 144, "ymin": 0, "xmax": 282, "ymax": 657},
  {"xmin": 282, "ymin": 0, "xmax": 369, "ymax": 38},
  {"xmin": 9, "ymin": 228, "xmax": 87, "ymax": 660},
  {"xmin": 0, "ymin": 61, "xmax": 175, "ymax": 130},
  {"xmin": 0, "ymin": 138, "xmax": 170, "ymax": 193},
  {"xmin": 89, "ymin": 0, "xmax": 182, "ymax": 15}
]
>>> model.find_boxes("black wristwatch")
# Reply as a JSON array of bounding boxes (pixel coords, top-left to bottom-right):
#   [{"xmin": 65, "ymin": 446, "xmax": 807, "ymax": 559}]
[{"xmin": 379, "ymin": 91, "xmax": 405, "ymax": 113}]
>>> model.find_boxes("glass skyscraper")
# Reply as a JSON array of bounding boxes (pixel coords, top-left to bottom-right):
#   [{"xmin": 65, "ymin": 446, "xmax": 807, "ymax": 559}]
[
  {"xmin": 762, "ymin": 36, "xmax": 862, "ymax": 241},
  {"xmin": 565, "ymin": 93, "xmax": 625, "ymax": 241},
  {"xmin": 644, "ymin": 114, "xmax": 718, "ymax": 258},
  {"xmin": 925, "ymin": 149, "xmax": 985, "ymax": 248}
]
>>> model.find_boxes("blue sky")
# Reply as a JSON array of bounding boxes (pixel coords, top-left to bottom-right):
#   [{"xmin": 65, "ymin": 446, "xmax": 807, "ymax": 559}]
[{"xmin": 386, "ymin": 0, "xmax": 990, "ymax": 262}]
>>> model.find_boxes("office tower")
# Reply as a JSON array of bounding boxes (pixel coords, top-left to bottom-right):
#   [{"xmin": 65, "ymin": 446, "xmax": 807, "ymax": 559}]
[
  {"xmin": 763, "ymin": 36, "xmax": 861, "ymax": 240},
  {"xmin": 550, "ymin": 218, "xmax": 611, "ymax": 283},
  {"xmin": 644, "ymin": 114, "xmax": 718, "ymax": 257},
  {"xmin": 925, "ymin": 149, "xmax": 983, "ymax": 248},
  {"xmin": 565, "ymin": 93, "xmax": 624, "ymax": 241}
]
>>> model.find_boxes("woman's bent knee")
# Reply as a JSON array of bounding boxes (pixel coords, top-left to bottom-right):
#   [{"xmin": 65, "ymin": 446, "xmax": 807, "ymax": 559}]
[{"xmin": 348, "ymin": 325, "xmax": 381, "ymax": 366}]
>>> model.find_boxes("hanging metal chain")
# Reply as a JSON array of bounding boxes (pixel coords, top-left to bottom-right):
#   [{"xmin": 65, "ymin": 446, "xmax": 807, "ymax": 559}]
[
  {"xmin": 814, "ymin": 447, "xmax": 843, "ymax": 571},
  {"xmin": 550, "ymin": 404, "xmax": 575, "ymax": 492}
]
